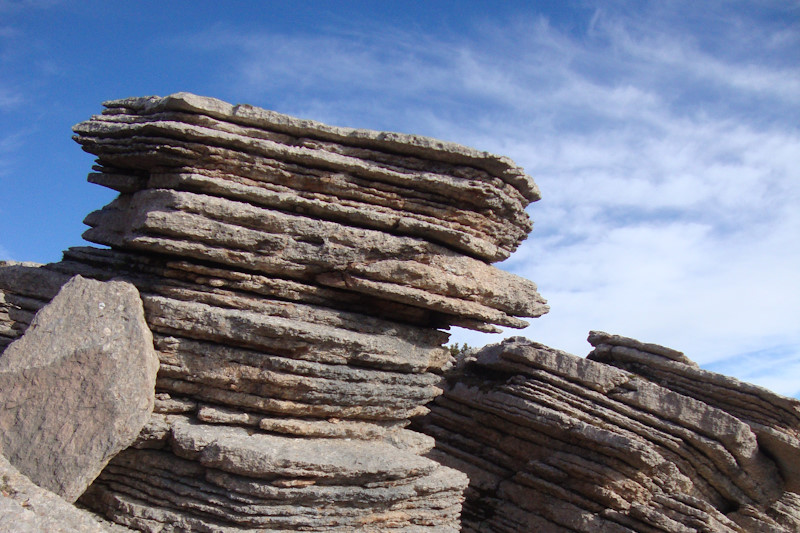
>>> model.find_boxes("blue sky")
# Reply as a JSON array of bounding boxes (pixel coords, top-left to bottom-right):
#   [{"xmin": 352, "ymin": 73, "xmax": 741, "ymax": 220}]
[{"xmin": 1, "ymin": 1, "xmax": 798, "ymax": 397}]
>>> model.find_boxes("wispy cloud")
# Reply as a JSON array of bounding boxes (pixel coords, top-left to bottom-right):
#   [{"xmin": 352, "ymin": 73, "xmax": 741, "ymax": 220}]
[
  {"xmin": 706, "ymin": 346, "xmax": 800, "ymax": 399},
  {"xmin": 0, "ymin": 86, "xmax": 23, "ymax": 110},
  {"xmin": 0, "ymin": 0, "xmax": 63, "ymax": 12},
  {"xmin": 174, "ymin": 3, "xmax": 799, "ymax": 396}
]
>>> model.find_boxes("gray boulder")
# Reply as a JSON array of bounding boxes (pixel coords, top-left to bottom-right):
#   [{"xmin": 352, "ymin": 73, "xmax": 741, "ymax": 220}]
[{"xmin": 0, "ymin": 275, "xmax": 159, "ymax": 502}]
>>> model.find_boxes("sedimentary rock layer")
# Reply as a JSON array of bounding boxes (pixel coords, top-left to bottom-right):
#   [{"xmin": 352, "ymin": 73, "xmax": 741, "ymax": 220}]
[
  {"xmin": 81, "ymin": 416, "xmax": 467, "ymax": 532},
  {"xmin": 73, "ymin": 92, "xmax": 539, "ymax": 263},
  {"xmin": 415, "ymin": 336, "xmax": 800, "ymax": 532},
  {"xmin": 0, "ymin": 259, "xmax": 446, "ymax": 439},
  {"xmin": 588, "ymin": 331, "xmax": 800, "ymax": 496},
  {"xmin": 3, "ymin": 93, "xmax": 557, "ymax": 530},
  {"xmin": 71, "ymin": 93, "xmax": 548, "ymax": 333}
]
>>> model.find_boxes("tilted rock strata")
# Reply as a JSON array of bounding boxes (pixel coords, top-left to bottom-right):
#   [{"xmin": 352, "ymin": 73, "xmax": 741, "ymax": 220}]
[
  {"xmin": 414, "ymin": 336, "xmax": 800, "ymax": 532},
  {"xmin": 0, "ymin": 276, "xmax": 158, "ymax": 502},
  {"xmin": 588, "ymin": 331, "xmax": 800, "ymax": 496}
]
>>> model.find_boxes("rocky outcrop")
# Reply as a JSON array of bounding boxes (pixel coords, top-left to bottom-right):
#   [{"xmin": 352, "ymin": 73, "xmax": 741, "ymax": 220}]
[
  {"xmin": 415, "ymin": 335, "xmax": 800, "ymax": 532},
  {"xmin": 0, "ymin": 93, "xmax": 547, "ymax": 530},
  {"xmin": 0, "ymin": 275, "xmax": 158, "ymax": 502},
  {"xmin": 587, "ymin": 331, "xmax": 800, "ymax": 498},
  {"xmin": 2, "ymin": 92, "xmax": 798, "ymax": 533},
  {"xmin": 72, "ymin": 92, "xmax": 547, "ymax": 333}
]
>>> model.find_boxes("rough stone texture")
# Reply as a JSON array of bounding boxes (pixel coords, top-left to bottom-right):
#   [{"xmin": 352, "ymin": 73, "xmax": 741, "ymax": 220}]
[
  {"xmin": 71, "ymin": 93, "xmax": 548, "ymax": 333},
  {"xmin": 73, "ymin": 92, "xmax": 539, "ymax": 263},
  {"xmin": 0, "ymin": 275, "xmax": 159, "ymax": 503},
  {"xmin": 0, "ymin": 454, "xmax": 119, "ymax": 533},
  {"xmin": 1, "ymin": 93, "xmax": 553, "ymax": 530},
  {"xmin": 4, "ymin": 92, "xmax": 799, "ymax": 532},
  {"xmin": 79, "ymin": 416, "xmax": 467, "ymax": 532},
  {"xmin": 415, "ymin": 335, "xmax": 800, "ymax": 533},
  {"xmin": 588, "ymin": 331, "xmax": 800, "ymax": 495}
]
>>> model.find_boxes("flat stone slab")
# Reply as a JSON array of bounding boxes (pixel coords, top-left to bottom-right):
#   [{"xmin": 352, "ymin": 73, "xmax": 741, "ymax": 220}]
[{"xmin": 0, "ymin": 276, "xmax": 159, "ymax": 502}]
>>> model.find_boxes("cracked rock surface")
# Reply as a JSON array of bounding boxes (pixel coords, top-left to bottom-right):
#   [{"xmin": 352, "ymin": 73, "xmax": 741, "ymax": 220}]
[{"xmin": 414, "ymin": 335, "xmax": 800, "ymax": 532}]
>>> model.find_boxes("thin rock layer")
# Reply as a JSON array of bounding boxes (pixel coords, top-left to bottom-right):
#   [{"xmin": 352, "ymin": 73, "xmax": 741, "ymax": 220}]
[{"xmin": 415, "ymin": 335, "xmax": 800, "ymax": 532}]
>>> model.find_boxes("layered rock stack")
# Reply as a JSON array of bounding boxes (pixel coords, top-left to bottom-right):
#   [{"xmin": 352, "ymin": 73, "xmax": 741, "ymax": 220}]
[
  {"xmin": 414, "ymin": 335, "xmax": 800, "ymax": 532},
  {"xmin": 0, "ymin": 93, "xmax": 547, "ymax": 531}
]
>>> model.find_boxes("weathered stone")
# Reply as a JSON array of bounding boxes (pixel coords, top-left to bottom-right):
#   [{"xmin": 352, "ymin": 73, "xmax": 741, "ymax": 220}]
[
  {"xmin": 0, "ymin": 276, "xmax": 159, "ymax": 502},
  {"xmin": 80, "ymin": 416, "xmax": 468, "ymax": 532},
  {"xmin": 588, "ymin": 330, "xmax": 800, "ymax": 494},
  {"xmin": 0, "ymin": 455, "xmax": 115, "ymax": 533},
  {"xmin": 72, "ymin": 92, "xmax": 540, "ymax": 262},
  {"xmin": 80, "ymin": 188, "xmax": 547, "ymax": 330},
  {"xmin": 3, "ymin": 94, "xmax": 567, "ymax": 529},
  {"xmin": 416, "ymin": 336, "xmax": 800, "ymax": 533}
]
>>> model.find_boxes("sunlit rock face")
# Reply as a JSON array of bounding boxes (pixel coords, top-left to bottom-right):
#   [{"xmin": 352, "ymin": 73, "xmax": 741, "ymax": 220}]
[
  {"xmin": 1, "ymin": 93, "xmax": 547, "ymax": 531},
  {"xmin": 414, "ymin": 334, "xmax": 800, "ymax": 533},
  {"xmin": 0, "ymin": 275, "xmax": 158, "ymax": 503}
]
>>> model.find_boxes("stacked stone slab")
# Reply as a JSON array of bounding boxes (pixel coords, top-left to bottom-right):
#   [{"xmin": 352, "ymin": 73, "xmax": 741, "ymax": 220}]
[
  {"xmin": 415, "ymin": 335, "xmax": 800, "ymax": 532},
  {"xmin": 1, "ymin": 93, "xmax": 548, "ymax": 531}
]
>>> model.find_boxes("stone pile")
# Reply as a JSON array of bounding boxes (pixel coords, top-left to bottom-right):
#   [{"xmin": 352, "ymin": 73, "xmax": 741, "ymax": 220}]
[
  {"xmin": 0, "ymin": 93, "xmax": 548, "ymax": 531},
  {"xmin": 414, "ymin": 334, "xmax": 800, "ymax": 532}
]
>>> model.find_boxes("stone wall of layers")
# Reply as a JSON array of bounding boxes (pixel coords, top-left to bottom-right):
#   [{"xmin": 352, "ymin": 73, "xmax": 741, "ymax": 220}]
[
  {"xmin": 414, "ymin": 335, "xmax": 800, "ymax": 533},
  {"xmin": 0, "ymin": 93, "xmax": 548, "ymax": 532}
]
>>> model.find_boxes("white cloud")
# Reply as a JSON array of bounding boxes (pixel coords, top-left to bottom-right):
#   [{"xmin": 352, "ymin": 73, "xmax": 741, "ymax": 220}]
[{"xmin": 177, "ymin": 4, "xmax": 800, "ymax": 396}]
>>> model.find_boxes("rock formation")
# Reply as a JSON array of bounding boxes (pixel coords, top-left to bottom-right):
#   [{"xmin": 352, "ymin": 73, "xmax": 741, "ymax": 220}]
[
  {"xmin": 414, "ymin": 334, "xmax": 800, "ymax": 532},
  {"xmin": 0, "ymin": 92, "xmax": 547, "ymax": 531},
  {"xmin": 5, "ymin": 92, "xmax": 795, "ymax": 532},
  {"xmin": 0, "ymin": 275, "xmax": 158, "ymax": 502}
]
